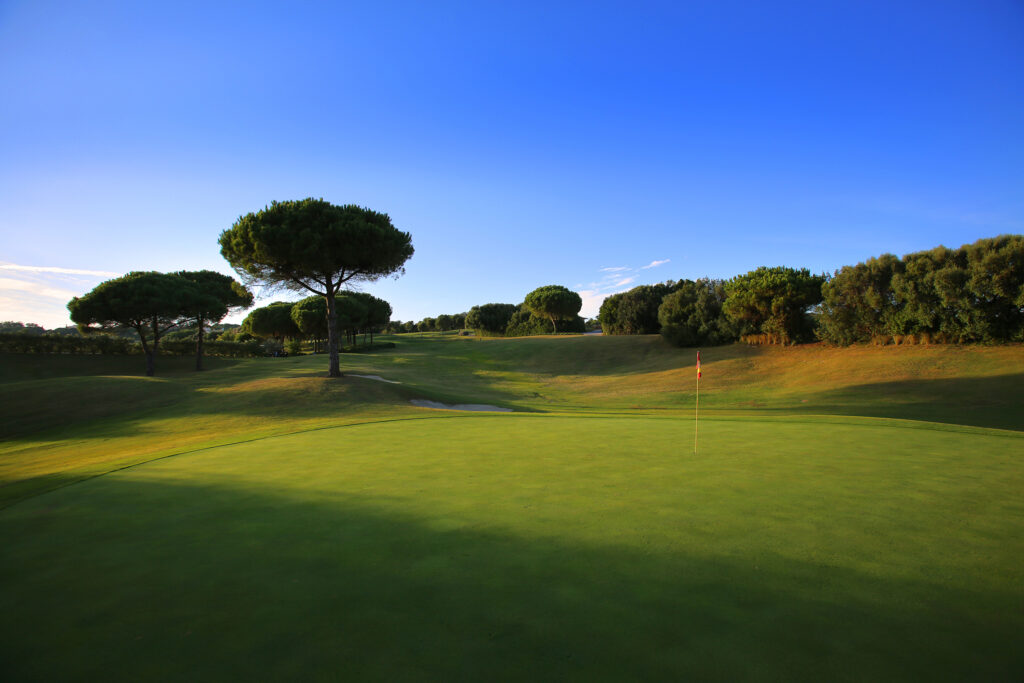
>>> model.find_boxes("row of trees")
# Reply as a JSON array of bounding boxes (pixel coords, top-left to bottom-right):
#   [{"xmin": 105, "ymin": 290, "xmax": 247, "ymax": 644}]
[
  {"xmin": 390, "ymin": 285, "xmax": 586, "ymax": 338},
  {"xmin": 238, "ymin": 292, "xmax": 393, "ymax": 352},
  {"xmin": 68, "ymin": 270, "xmax": 253, "ymax": 375},
  {"xmin": 600, "ymin": 235, "xmax": 1024, "ymax": 347},
  {"xmin": 0, "ymin": 321, "xmax": 81, "ymax": 337},
  {"xmin": 389, "ymin": 312, "xmax": 468, "ymax": 334},
  {"xmin": 465, "ymin": 285, "xmax": 585, "ymax": 337},
  {"xmin": 632, "ymin": 268, "xmax": 825, "ymax": 347},
  {"xmin": 817, "ymin": 235, "xmax": 1024, "ymax": 344},
  {"xmin": 55, "ymin": 199, "xmax": 412, "ymax": 377}
]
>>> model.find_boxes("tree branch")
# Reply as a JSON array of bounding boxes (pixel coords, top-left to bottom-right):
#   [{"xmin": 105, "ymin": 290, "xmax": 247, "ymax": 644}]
[{"xmin": 290, "ymin": 276, "xmax": 328, "ymax": 296}]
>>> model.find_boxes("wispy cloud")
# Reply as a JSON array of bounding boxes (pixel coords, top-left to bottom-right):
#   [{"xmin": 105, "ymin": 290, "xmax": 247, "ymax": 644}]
[
  {"xmin": 577, "ymin": 258, "xmax": 675, "ymax": 318},
  {"xmin": 0, "ymin": 277, "xmax": 78, "ymax": 300},
  {"xmin": 641, "ymin": 259, "xmax": 670, "ymax": 269},
  {"xmin": 0, "ymin": 262, "xmax": 118, "ymax": 328},
  {"xmin": 0, "ymin": 263, "xmax": 119, "ymax": 277}
]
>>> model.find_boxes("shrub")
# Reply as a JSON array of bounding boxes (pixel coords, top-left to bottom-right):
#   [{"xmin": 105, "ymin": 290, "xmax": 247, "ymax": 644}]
[
  {"xmin": 0, "ymin": 333, "xmax": 135, "ymax": 355},
  {"xmin": 658, "ymin": 279, "xmax": 735, "ymax": 347}
]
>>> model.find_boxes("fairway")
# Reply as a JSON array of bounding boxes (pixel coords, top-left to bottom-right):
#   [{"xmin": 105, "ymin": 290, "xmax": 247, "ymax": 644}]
[{"xmin": 2, "ymin": 406, "xmax": 1022, "ymax": 681}]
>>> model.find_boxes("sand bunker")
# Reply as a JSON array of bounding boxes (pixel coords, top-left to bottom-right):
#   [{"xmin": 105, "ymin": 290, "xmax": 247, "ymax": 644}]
[
  {"xmin": 410, "ymin": 399, "xmax": 513, "ymax": 412},
  {"xmin": 349, "ymin": 374, "xmax": 401, "ymax": 384},
  {"xmin": 347, "ymin": 375, "xmax": 509, "ymax": 411}
]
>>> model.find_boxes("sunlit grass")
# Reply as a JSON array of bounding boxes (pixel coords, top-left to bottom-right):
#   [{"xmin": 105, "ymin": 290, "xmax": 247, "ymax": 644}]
[
  {"xmin": 1, "ymin": 337, "xmax": 1022, "ymax": 678},
  {"xmin": 1, "ymin": 415, "xmax": 1021, "ymax": 680},
  {"xmin": 2, "ymin": 338, "xmax": 1023, "ymax": 507}
]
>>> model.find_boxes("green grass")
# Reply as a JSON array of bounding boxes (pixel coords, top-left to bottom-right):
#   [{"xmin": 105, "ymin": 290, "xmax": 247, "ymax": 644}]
[{"xmin": 1, "ymin": 336, "xmax": 1022, "ymax": 680}]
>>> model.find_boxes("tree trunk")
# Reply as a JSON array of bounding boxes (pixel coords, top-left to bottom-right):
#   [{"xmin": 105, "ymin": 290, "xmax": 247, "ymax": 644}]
[
  {"xmin": 195, "ymin": 317, "xmax": 204, "ymax": 371},
  {"xmin": 325, "ymin": 285, "xmax": 341, "ymax": 377},
  {"xmin": 151, "ymin": 318, "xmax": 161, "ymax": 377},
  {"xmin": 136, "ymin": 324, "xmax": 154, "ymax": 377},
  {"xmin": 551, "ymin": 316, "xmax": 558, "ymax": 334}
]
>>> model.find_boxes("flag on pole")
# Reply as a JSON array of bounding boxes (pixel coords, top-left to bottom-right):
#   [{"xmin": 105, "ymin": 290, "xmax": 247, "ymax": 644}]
[{"xmin": 694, "ymin": 350, "xmax": 701, "ymax": 455}]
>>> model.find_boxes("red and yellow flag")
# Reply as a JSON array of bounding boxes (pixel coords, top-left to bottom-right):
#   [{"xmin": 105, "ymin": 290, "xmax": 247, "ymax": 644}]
[{"xmin": 696, "ymin": 350, "xmax": 702, "ymax": 379}]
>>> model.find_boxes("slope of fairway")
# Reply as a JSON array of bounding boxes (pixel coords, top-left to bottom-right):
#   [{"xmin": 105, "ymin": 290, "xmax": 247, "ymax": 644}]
[
  {"xmin": 1, "ymin": 415, "xmax": 1021, "ymax": 680},
  {"xmin": 356, "ymin": 335, "xmax": 1024, "ymax": 429},
  {"xmin": 2, "ymin": 337, "xmax": 1023, "ymax": 508}
]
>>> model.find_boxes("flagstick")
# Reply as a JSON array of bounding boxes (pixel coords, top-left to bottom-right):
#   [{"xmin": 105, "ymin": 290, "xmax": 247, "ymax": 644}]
[{"xmin": 694, "ymin": 369, "xmax": 699, "ymax": 455}]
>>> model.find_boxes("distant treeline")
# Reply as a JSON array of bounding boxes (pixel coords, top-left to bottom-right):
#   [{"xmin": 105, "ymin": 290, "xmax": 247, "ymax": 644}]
[
  {"xmin": 0, "ymin": 332, "xmax": 263, "ymax": 357},
  {"xmin": 599, "ymin": 235, "xmax": 1023, "ymax": 347},
  {"xmin": 235, "ymin": 292, "xmax": 393, "ymax": 354},
  {"xmin": 818, "ymin": 235, "xmax": 1023, "ymax": 345},
  {"xmin": 455, "ymin": 303, "xmax": 584, "ymax": 337},
  {"xmin": 387, "ymin": 313, "xmax": 468, "ymax": 334},
  {"xmin": 393, "ymin": 286, "xmax": 590, "ymax": 337}
]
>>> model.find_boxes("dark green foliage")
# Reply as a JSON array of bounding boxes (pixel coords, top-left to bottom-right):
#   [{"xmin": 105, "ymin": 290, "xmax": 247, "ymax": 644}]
[
  {"xmin": 818, "ymin": 236, "xmax": 1024, "ymax": 345},
  {"xmin": 175, "ymin": 270, "xmax": 253, "ymax": 370},
  {"xmin": 0, "ymin": 322, "xmax": 46, "ymax": 336},
  {"xmin": 175, "ymin": 271, "xmax": 253, "ymax": 324},
  {"xmin": 290, "ymin": 295, "xmax": 368, "ymax": 352},
  {"xmin": 68, "ymin": 271, "xmax": 199, "ymax": 375},
  {"xmin": 599, "ymin": 282, "xmax": 682, "ymax": 335},
  {"xmin": 466, "ymin": 303, "xmax": 518, "ymax": 335},
  {"xmin": 435, "ymin": 314, "xmax": 454, "ymax": 331},
  {"xmin": 219, "ymin": 198, "xmax": 413, "ymax": 377},
  {"xmin": 418, "ymin": 317, "xmax": 437, "ymax": 332},
  {"xmin": 0, "ymin": 332, "xmax": 134, "ymax": 355},
  {"xmin": 215, "ymin": 327, "xmax": 255, "ymax": 343},
  {"xmin": 151, "ymin": 339, "xmax": 263, "ymax": 358},
  {"xmin": 505, "ymin": 305, "xmax": 585, "ymax": 336},
  {"xmin": 963, "ymin": 235, "xmax": 1024, "ymax": 341},
  {"xmin": 723, "ymin": 267, "xmax": 825, "ymax": 344},
  {"xmin": 890, "ymin": 238, "xmax": 1024, "ymax": 343},
  {"xmin": 523, "ymin": 285, "xmax": 583, "ymax": 333},
  {"xmin": 347, "ymin": 292, "xmax": 392, "ymax": 343},
  {"xmin": 241, "ymin": 302, "xmax": 301, "ymax": 340},
  {"xmin": 658, "ymin": 279, "xmax": 736, "ymax": 347},
  {"xmin": 890, "ymin": 246, "xmax": 962, "ymax": 341},
  {"xmin": 818, "ymin": 255, "xmax": 902, "ymax": 345}
]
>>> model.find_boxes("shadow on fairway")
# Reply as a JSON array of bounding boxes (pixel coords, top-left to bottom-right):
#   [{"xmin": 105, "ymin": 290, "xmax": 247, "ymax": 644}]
[
  {"xmin": 0, "ymin": 353, "xmax": 242, "ymax": 383},
  {"xmin": 801, "ymin": 373, "xmax": 1024, "ymax": 432},
  {"xmin": 0, "ymin": 364, "xmax": 523, "ymax": 447},
  {"xmin": 1, "ymin": 476, "xmax": 1020, "ymax": 682}
]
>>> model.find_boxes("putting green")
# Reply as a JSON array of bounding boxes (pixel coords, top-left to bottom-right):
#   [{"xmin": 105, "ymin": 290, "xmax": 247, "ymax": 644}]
[{"xmin": 2, "ymin": 414, "xmax": 1021, "ymax": 681}]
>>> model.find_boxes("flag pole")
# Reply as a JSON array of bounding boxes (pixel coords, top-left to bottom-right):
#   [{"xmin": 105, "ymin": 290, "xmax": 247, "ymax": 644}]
[{"xmin": 694, "ymin": 350, "xmax": 701, "ymax": 455}]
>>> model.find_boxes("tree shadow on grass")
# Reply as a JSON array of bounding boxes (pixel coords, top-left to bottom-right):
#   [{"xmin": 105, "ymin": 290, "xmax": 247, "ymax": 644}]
[
  {"xmin": 0, "ymin": 353, "xmax": 242, "ymax": 383},
  {"xmin": 1, "ymin": 476, "xmax": 1020, "ymax": 682},
  {"xmin": 796, "ymin": 373, "xmax": 1024, "ymax": 432}
]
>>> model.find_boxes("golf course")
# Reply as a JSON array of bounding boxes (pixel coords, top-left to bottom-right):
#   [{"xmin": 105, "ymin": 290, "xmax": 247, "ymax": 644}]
[{"xmin": 1, "ymin": 334, "xmax": 1021, "ymax": 681}]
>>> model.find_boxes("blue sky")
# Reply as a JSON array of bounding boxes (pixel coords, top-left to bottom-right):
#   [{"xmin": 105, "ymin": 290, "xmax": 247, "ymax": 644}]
[{"xmin": 1, "ymin": 0, "xmax": 1022, "ymax": 327}]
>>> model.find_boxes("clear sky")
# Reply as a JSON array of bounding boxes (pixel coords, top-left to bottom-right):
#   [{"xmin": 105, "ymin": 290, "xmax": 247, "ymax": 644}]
[{"xmin": 1, "ymin": 0, "xmax": 1022, "ymax": 328}]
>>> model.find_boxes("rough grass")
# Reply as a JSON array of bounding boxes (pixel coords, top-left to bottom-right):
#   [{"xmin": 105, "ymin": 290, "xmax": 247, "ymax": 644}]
[{"xmin": 1, "ymin": 337, "xmax": 1022, "ymax": 680}]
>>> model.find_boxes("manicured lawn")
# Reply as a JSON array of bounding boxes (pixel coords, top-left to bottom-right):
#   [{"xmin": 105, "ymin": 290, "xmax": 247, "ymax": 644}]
[
  {"xmin": 1, "ymin": 415, "xmax": 1021, "ymax": 680},
  {"xmin": 1, "ymin": 337, "xmax": 1022, "ymax": 680}
]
